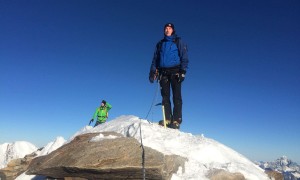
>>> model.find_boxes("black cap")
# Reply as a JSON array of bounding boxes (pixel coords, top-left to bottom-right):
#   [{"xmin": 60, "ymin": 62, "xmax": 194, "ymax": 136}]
[
  {"xmin": 164, "ymin": 23, "xmax": 175, "ymax": 34},
  {"xmin": 102, "ymin": 100, "xmax": 106, "ymax": 105}
]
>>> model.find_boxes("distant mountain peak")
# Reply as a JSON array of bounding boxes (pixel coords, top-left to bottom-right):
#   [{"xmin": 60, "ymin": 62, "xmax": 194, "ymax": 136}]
[
  {"xmin": 257, "ymin": 156, "xmax": 300, "ymax": 180},
  {"xmin": 276, "ymin": 156, "xmax": 292, "ymax": 167},
  {"xmin": 0, "ymin": 141, "xmax": 38, "ymax": 169}
]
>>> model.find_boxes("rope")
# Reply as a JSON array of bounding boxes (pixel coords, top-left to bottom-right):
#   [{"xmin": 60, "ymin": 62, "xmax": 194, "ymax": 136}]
[
  {"xmin": 139, "ymin": 120, "xmax": 146, "ymax": 180},
  {"xmin": 144, "ymin": 80, "xmax": 160, "ymax": 122},
  {"xmin": 139, "ymin": 80, "xmax": 160, "ymax": 180}
]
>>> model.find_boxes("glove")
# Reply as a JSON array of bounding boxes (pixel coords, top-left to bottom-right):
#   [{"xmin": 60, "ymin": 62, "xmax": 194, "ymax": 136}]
[
  {"xmin": 149, "ymin": 71, "xmax": 156, "ymax": 83},
  {"xmin": 177, "ymin": 69, "xmax": 186, "ymax": 83}
]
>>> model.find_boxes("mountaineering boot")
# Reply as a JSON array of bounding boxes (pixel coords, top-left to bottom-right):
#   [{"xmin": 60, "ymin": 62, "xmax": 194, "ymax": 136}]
[
  {"xmin": 158, "ymin": 120, "xmax": 171, "ymax": 127},
  {"xmin": 169, "ymin": 121, "xmax": 180, "ymax": 129}
]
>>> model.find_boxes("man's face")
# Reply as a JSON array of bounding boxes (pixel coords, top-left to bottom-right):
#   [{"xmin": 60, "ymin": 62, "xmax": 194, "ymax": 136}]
[{"xmin": 164, "ymin": 26, "xmax": 173, "ymax": 36}]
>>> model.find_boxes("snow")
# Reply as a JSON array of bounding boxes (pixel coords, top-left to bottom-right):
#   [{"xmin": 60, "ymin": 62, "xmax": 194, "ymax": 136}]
[
  {"xmin": 292, "ymin": 171, "xmax": 300, "ymax": 178},
  {"xmin": 71, "ymin": 115, "xmax": 269, "ymax": 180},
  {"xmin": 12, "ymin": 137, "xmax": 67, "ymax": 180},
  {"xmin": 0, "ymin": 141, "xmax": 38, "ymax": 169},
  {"xmin": 90, "ymin": 133, "xmax": 119, "ymax": 142},
  {"xmin": 257, "ymin": 155, "xmax": 300, "ymax": 178},
  {"xmin": 2, "ymin": 115, "xmax": 270, "ymax": 180},
  {"xmin": 36, "ymin": 136, "xmax": 66, "ymax": 156},
  {"xmin": 15, "ymin": 173, "xmax": 44, "ymax": 180}
]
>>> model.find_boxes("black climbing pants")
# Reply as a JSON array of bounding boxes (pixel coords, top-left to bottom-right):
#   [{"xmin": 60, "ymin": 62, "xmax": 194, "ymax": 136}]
[{"xmin": 159, "ymin": 68, "xmax": 182, "ymax": 124}]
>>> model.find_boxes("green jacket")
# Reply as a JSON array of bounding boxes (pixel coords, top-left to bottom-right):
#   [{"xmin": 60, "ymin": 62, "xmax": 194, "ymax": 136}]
[{"xmin": 93, "ymin": 103, "xmax": 112, "ymax": 122}]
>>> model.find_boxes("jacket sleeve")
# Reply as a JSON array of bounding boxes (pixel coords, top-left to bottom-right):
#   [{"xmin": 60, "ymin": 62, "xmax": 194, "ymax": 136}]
[
  {"xmin": 150, "ymin": 42, "xmax": 160, "ymax": 72},
  {"xmin": 106, "ymin": 103, "xmax": 112, "ymax": 111},
  {"xmin": 93, "ymin": 108, "xmax": 99, "ymax": 120},
  {"xmin": 178, "ymin": 39, "xmax": 189, "ymax": 71}
]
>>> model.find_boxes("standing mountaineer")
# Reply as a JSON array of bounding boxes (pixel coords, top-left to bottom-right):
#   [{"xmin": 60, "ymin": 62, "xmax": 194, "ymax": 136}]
[
  {"xmin": 149, "ymin": 23, "xmax": 189, "ymax": 129},
  {"xmin": 89, "ymin": 100, "xmax": 112, "ymax": 127}
]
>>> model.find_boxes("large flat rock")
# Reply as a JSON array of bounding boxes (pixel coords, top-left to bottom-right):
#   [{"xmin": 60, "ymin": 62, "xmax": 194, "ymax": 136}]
[{"xmin": 27, "ymin": 132, "xmax": 186, "ymax": 180}]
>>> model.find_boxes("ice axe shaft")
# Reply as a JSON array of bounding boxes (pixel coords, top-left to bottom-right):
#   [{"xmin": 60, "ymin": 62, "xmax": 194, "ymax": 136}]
[
  {"xmin": 162, "ymin": 105, "xmax": 167, "ymax": 128},
  {"xmin": 155, "ymin": 103, "xmax": 167, "ymax": 128}
]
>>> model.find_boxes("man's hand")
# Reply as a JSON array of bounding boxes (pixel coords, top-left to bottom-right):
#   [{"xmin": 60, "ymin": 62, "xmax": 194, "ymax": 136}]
[
  {"xmin": 177, "ymin": 69, "xmax": 186, "ymax": 83},
  {"xmin": 149, "ymin": 71, "xmax": 156, "ymax": 83}
]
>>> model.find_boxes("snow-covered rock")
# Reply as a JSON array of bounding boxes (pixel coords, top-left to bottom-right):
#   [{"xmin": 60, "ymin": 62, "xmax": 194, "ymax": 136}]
[
  {"xmin": 75, "ymin": 115, "xmax": 269, "ymax": 180},
  {"xmin": 0, "ymin": 141, "xmax": 37, "ymax": 169},
  {"xmin": 2, "ymin": 115, "xmax": 271, "ymax": 179}
]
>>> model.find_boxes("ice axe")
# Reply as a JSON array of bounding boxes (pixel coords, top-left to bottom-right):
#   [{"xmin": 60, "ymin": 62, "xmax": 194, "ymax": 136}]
[
  {"xmin": 89, "ymin": 119, "xmax": 94, "ymax": 126},
  {"xmin": 155, "ymin": 103, "xmax": 167, "ymax": 128}
]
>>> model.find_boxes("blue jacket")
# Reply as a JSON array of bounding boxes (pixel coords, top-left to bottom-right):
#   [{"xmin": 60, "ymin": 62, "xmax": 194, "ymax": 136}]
[{"xmin": 150, "ymin": 35, "xmax": 188, "ymax": 72}]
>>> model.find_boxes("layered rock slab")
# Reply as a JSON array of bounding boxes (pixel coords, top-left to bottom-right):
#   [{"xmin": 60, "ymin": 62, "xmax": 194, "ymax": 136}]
[{"xmin": 27, "ymin": 132, "xmax": 186, "ymax": 180}]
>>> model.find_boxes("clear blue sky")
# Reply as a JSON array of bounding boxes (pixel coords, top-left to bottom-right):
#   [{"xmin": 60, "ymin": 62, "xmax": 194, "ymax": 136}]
[{"xmin": 1, "ymin": 0, "xmax": 299, "ymax": 163}]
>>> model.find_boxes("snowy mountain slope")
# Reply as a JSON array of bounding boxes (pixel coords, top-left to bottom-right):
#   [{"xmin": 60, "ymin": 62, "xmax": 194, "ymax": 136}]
[
  {"xmin": 4, "ymin": 115, "xmax": 270, "ymax": 179},
  {"xmin": 70, "ymin": 115, "xmax": 269, "ymax": 180},
  {"xmin": 0, "ymin": 141, "xmax": 38, "ymax": 169},
  {"xmin": 35, "ymin": 136, "xmax": 66, "ymax": 156}
]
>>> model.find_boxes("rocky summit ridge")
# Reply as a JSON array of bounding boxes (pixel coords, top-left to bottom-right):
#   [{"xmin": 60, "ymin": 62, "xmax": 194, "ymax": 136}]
[{"xmin": 1, "ymin": 115, "xmax": 273, "ymax": 179}]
